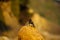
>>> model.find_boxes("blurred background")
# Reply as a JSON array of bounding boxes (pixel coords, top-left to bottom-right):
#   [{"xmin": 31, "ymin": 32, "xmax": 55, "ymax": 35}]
[{"xmin": 0, "ymin": 0, "xmax": 60, "ymax": 40}]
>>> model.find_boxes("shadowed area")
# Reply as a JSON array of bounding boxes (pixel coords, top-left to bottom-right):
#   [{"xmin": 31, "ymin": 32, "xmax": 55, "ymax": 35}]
[{"xmin": 0, "ymin": 21, "xmax": 11, "ymax": 32}]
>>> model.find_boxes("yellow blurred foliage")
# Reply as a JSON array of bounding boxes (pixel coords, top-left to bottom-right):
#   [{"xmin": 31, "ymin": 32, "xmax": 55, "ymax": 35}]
[{"xmin": 18, "ymin": 25, "xmax": 44, "ymax": 40}]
